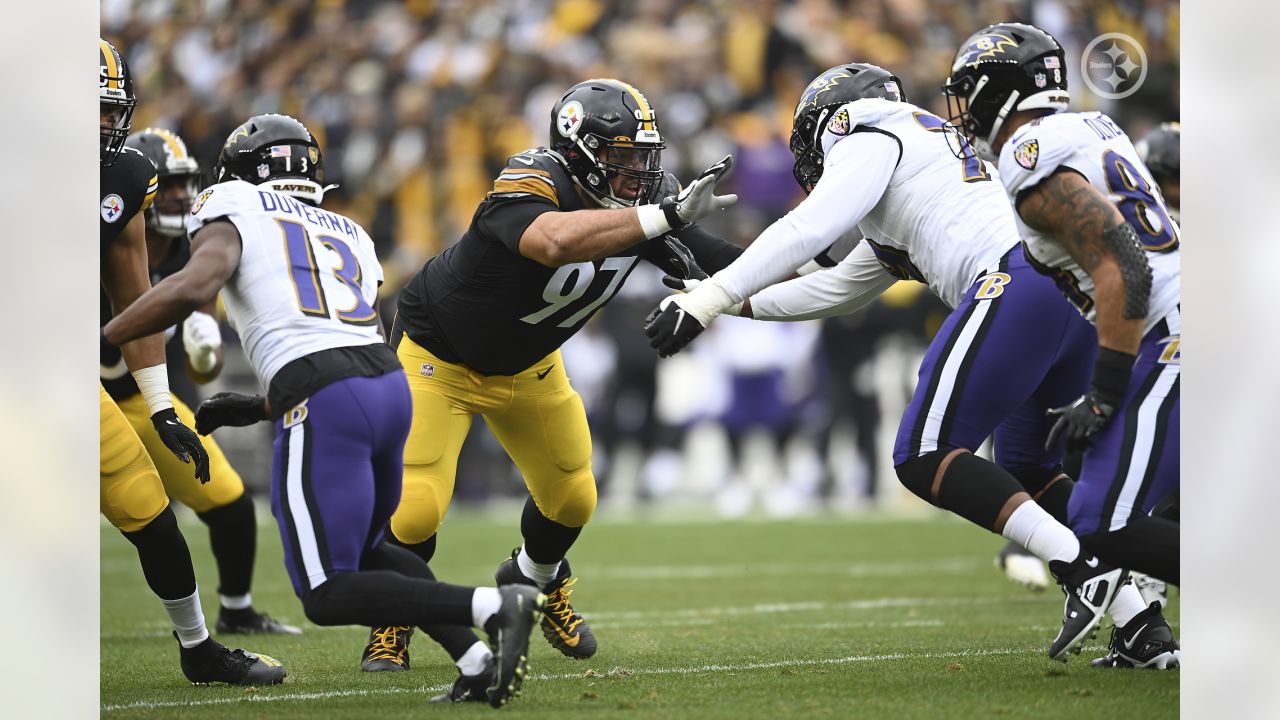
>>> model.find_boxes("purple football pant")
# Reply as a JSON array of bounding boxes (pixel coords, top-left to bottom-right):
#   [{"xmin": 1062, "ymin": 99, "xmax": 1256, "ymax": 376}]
[
  {"xmin": 271, "ymin": 372, "xmax": 412, "ymax": 597},
  {"xmin": 894, "ymin": 247, "xmax": 1097, "ymax": 471},
  {"xmin": 1068, "ymin": 309, "xmax": 1181, "ymax": 536}
]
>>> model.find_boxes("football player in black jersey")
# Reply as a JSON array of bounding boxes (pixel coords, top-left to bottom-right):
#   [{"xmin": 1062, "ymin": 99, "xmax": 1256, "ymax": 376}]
[
  {"xmin": 99, "ymin": 38, "xmax": 285, "ymax": 685},
  {"xmin": 373, "ymin": 78, "xmax": 740, "ymax": 684},
  {"xmin": 1135, "ymin": 122, "xmax": 1179, "ymax": 223},
  {"xmin": 100, "ymin": 127, "xmax": 300, "ymax": 636}
]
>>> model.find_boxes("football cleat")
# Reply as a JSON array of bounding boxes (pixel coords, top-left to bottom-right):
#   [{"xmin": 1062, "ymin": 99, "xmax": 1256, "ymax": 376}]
[
  {"xmin": 360, "ymin": 626, "xmax": 412, "ymax": 672},
  {"xmin": 175, "ymin": 632, "xmax": 286, "ymax": 685},
  {"xmin": 996, "ymin": 541, "xmax": 1049, "ymax": 591},
  {"xmin": 1091, "ymin": 602, "xmax": 1181, "ymax": 669},
  {"xmin": 429, "ymin": 656, "xmax": 495, "ymax": 703},
  {"xmin": 1131, "ymin": 572, "xmax": 1169, "ymax": 609},
  {"xmin": 1047, "ymin": 553, "xmax": 1129, "ymax": 661},
  {"xmin": 216, "ymin": 607, "xmax": 303, "ymax": 636},
  {"xmin": 495, "ymin": 549, "xmax": 598, "ymax": 659},
  {"xmin": 484, "ymin": 585, "xmax": 546, "ymax": 708}
]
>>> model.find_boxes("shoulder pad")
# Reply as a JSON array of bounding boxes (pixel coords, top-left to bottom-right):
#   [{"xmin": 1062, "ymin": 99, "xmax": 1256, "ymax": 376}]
[
  {"xmin": 187, "ymin": 180, "xmax": 262, "ymax": 235},
  {"xmin": 999, "ymin": 117, "xmax": 1078, "ymax": 197},
  {"xmin": 491, "ymin": 148, "xmax": 563, "ymax": 207}
]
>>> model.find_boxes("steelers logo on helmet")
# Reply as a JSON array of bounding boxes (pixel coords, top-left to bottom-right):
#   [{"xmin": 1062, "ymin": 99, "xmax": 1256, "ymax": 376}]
[
  {"xmin": 557, "ymin": 100, "xmax": 585, "ymax": 138},
  {"xmin": 101, "ymin": 194, "xmax": 125, "ymax": 223}
]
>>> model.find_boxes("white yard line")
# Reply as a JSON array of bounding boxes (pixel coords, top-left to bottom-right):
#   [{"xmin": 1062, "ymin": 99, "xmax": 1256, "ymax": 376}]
[{"xmin": 101, "ymin": 647, "xmax": 1035, "ymax": 713}]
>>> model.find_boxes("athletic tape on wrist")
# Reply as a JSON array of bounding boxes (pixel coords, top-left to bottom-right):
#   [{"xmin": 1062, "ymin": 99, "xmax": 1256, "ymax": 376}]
[
  {"xmin": 636, "ymin": 204, "xmax": 673, "ymax": 240},
  {"xmin": 132, "ymin": 364, "xmax": 174, "ymax": 415}
]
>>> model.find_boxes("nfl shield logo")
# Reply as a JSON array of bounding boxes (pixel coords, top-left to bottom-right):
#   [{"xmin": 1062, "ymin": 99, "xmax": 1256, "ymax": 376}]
[
  {"xmin": 1014, "ymin": 139, "xmax": 1039, "ymax": 170},
  {"xmin": 1034, "ymin": 73, "xmax": 1047, "ymax": 88},
  {"xmin": 420, "ymin": 363, "xmax": 435, "ymax": 377},
  {"xmin": 257, "ymin": 163, "xmax": 271, "ymax": 179}
]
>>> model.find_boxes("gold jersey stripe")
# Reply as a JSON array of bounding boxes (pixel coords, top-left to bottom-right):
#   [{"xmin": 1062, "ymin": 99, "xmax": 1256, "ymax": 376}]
[
  {"xmin": 492, "ymin": 178, "xmax": 558, "ymax": 206},
  {"xmin": 502, "ymin": 166, "xmax": 550, "ymax": 177},
  {"xmin": 140, "ymin": 174, "xmax": 159, "ymax": 212}
]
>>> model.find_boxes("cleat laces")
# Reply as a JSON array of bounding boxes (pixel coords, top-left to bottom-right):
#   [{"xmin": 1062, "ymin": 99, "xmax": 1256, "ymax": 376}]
[
  {"xmin": 365, "ymin": 626, "xmax": 410, "ymax": 663},
  {"xmin": 545, "ymin": 578, "xmax": 583, "ymax": 634}
]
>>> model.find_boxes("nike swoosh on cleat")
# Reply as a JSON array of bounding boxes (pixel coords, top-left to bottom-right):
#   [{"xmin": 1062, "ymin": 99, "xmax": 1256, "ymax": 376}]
[
  {"xmin": 1084, "ymin": 556, "xmax": 1099, "ymax": 568},
  {"xmin": 1122, "ymin": 624, "xmax": 1148, "ymax": 650},
  {"xmin": 551, "ymin": 625, "xmax": 580, "ymax": 647}
]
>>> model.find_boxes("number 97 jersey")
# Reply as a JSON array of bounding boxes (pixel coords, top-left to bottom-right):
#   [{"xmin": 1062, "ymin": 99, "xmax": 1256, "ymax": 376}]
[
  {"xmin": 999, "ymin": 111, "xmax": 1180, "ymax": 335},
  {"xmin": 187, "ymin": 180, "xmax": 385, "ymax": 389}
]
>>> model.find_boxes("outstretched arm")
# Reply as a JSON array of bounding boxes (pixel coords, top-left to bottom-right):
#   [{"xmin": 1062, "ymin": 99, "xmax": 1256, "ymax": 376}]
[
  {"xmin": 1016, "ymin": 168, "xmax": 1150, "ymax": 356},
  {"xmin": 105, "ymin": 220, "xmax": 243, "ymax": 346},
  {"xmin": 101, "ymin": 211, "xmax": 168, "ymax": 373},
  {"xmin": 745, "ymin": 241, "xmax": 897, "ymax": 321}
]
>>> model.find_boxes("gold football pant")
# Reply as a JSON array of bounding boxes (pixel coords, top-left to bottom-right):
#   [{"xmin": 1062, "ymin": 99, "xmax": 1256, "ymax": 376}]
[
  {"xmin": 391, "ymin": 336, "xmax": 596, "ymax": 544},
  {"xmin": 114, "ymin": 392, "xmax": 246, "ymax": 513},
  {"xmin": 100, "ymin": 384, "xmax": 168, "ymax": 533}
]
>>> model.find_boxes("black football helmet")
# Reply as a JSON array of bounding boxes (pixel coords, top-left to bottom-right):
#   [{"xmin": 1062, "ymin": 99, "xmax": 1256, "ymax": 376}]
[
  {"xmin": 548, "ymin": 79, "xmax": 665, "ymax": 208},
  {"xmin": 100, "ymin": 38, "xmax": 137, "ymax": 166},
  {"xmin": 789, "ymin": 63, "xmax": 905, "ymax": 192},
  {"xmin": 1135, "ymin": 122, "xmax": 1179, "ymax": 187},
  {"xmin": 216, "ymin": 114, "xmax": 327, "ymax": 203},
  {"xmin": 942, "ymin": 23, "xmax": 1068, "ymax": 161},
  {"xmin": 125, "ymin": 128, "xmax": 203, "ymax": 238}
]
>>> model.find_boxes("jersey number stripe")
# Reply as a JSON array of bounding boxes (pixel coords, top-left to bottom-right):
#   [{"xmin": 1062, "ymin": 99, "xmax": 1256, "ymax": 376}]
[
  {"xmin": 520, "ymin": 256, "xmax": 638, "ymax": 327},
  {"xmin": 278, "ymin": 219, "xmax": 378, "ymax": 326},
  {"xmin": 1101, "ymin": 150, "xmax": 1178, "ymax": 253},
  {"xmin": 912, "ymin": 112, "xmax": 991, "ymax": 183}
]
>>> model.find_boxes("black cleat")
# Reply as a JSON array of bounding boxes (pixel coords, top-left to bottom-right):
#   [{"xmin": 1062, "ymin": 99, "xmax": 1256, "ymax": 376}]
[
  {"xmin": 216, "ymin": 607, "xmax": 302, "ymax": 636},
  {"xmin": 496, "ymin": 549, "xmax": 597, "ymax": 659},
  {"xmin": 360, "ymin": 626, "xmax": 412, "ymax": 672},
  {"xmin": 176, "ymin": 632, "xmax": 286, "ymax": 685},
  {"xmin": 484, "ymin": 585, "xmax": 546, "ymax": 708},
  {"xmin": 429, "ymin": 656, "xmax": 495, "ymax": 703},
  {"xmin": 1047, "ymin": 553, "xmax": 1129, "ymax": 661},
  {"xmin": 1092, "ymin": 602, "xmax": 1181, "ymax": 669}
]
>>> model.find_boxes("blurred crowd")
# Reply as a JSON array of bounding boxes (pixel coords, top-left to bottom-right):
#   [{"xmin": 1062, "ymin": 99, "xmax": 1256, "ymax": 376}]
[{"xmin": 104, "ymin": 0, "xmax": 1179, "ymax": 515}]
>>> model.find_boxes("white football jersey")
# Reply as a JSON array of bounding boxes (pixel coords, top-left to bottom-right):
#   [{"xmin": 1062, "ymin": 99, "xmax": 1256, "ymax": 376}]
[
  {"xmin": 999, "ymin": 111, "xmax": 1180, "ymax": 333},
  {"xmin": 187, "ymin": 180, "xmax": 384, "ymax": 389},
  {"xmin": 714, "ymin": 98, "xmax": 1022, "ymax": 310}
]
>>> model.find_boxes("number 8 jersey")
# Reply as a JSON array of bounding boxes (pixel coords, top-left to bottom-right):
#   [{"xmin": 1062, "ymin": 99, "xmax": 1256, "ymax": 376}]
[
  {"xmin": 1000, "ymin": 111, "xmax": 1180, "ymax": 334},
  {"xmin": 187, "ymin": 180, "xmax": 385, "ymax": 390}
]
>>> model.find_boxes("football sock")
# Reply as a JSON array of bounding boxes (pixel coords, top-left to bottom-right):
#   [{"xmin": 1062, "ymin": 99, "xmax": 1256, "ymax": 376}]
[
  {"xmin": 456, "ymin": 641, "xmax": 493, "ymax": 677},
  {"xmin": 471, "ymin": 588, "xmax": 502, "ymax": 628},
  {"xmin": 1002, "ymin": 499, "xmax": 1080, "ymax": 564},
  {"xmin": 301, "ymin": 570, "xmax": 475, "ymax": 628},
  {"xmin": 520, "ymin": 496, "xmax": 581, "ymax": 563},
  {"xmin": 121, "ymin": 505, "xmax": 199, "ymax": 601},
  {"xmin": 896, "ymin": 450, "xmax": 1025, "ymax": 531},
  {"xmin": 517, "ymin": 546, "xmax": 560, "ymax": 588},
  {"xmin": 360, "ymin": 542, "xmax": 485, "ymax": 657},
  {"xmin": 219, "ymin": 593, "xmax": 252, "ymax": 611},
  {"xmin": 197, "ymin": 492, "xmax": 257, "ymax": 598},
  {"xmin": 162, "ymin": 588, "xmax": 210, "ymax": 648},
  {"xmin": 1108, "ymin": 581, "xmax": 1147, "ymax": 628},
  {"xmin": 1010, "ymin": 465, "xmax": 1073, "ymax": 523}
]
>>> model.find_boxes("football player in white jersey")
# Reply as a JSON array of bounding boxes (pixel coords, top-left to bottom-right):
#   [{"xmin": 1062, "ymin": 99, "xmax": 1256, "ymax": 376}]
[
  {"xmin": 104, "ymin": 114, "xmax": 548, "ymax": 707},
  {"xmin": 644, "ymin": 63, "xmax": 1175, "ymax": 665},
  {"xmin": 944, "ymin": 23, "xmax": 1180, "ymax": 668}
]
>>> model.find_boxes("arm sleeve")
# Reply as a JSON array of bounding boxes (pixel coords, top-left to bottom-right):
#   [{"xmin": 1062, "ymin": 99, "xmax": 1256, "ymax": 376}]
[
  {"xmin": 749, "ymin": 240, "xmax": 897, "ymax": 321},
  {"xmin": 664, "ymin": 223, "xmax": 743, "ymax": 274},
  {"xmin": 475, "ymin": 196, "xmax": 558, "ymax": 254},
  {"xmin": 712, "ymin": 130, "xmax": 899, "ymax": 302}
]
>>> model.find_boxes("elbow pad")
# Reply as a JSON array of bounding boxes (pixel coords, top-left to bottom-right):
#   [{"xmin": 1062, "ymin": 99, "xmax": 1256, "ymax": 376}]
[{"xmin": 1101, "ymin": 223, "xmax": 1152, "ymax": 320}]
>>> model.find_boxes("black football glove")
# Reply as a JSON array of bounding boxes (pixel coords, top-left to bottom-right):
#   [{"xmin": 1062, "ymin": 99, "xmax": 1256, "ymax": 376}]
[
  {"xmin": 195, "ymin": 392, "xmax": 269, "ymax": 436},
  {"xmin": 151, "ymin": 408, "xmax": 211, "ymax": 483},
  {"xmin": 643, "ymin": 295, "xmax": 709, "ymax": 358},
  {"xmin": 649, "ymin": 235, "xmax": 709, "ymax": 282},
  {"xmin": 1044, "ymin": 348, "xmax": 1134, "ymax": 454}
]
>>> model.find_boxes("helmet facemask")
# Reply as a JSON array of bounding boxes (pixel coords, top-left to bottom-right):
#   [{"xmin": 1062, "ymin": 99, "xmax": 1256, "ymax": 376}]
[
  {"xmin": 147, "ymin": 161, "xmax": 202, "ymax": 238},
  {"xmin": 789, "ymin": 106, "xmax": 836, "ymax": 194},
  {"xmin": 575, "ymin": 133, "xmax": 664, "ymax": 207}
]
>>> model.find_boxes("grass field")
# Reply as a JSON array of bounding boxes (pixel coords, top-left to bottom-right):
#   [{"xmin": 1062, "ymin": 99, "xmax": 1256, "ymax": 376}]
[{"xmin": 102, "ymin": 508, "xmax": 1179, "ymax": 718}]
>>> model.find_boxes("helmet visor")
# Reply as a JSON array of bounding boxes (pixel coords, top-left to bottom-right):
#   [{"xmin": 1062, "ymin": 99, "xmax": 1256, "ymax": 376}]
[{"xmin": 598, "ymin": 142, "xmax": 662, "ymax": 204}]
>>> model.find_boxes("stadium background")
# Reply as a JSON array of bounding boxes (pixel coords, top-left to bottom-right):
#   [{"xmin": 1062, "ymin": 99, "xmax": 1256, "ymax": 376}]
[{"xmin": 101, "ymin": 0, "xmax": 1179, "ymax": 517}]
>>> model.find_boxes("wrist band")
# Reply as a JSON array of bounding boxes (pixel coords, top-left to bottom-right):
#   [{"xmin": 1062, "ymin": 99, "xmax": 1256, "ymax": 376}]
[
  {"xmin": 1092, "ymin": 347, "xmax": 1135, "ymax": 404},
  {"xmin": 132, "ymin": 364, "xmax": 174, "ymax": 415},
  {"xmin": 636, "ymin": 204, "xmax": 673, "ymax": 240}
]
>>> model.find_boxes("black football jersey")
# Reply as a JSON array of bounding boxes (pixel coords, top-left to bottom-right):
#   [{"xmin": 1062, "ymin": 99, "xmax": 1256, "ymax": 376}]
[
  {"xmin": 395, "ymin": 148, "xmax": 738, "ymax": 376},
  {"xmin": 100, "ymin": 146, "xmax": 157, "ymax": 254}
]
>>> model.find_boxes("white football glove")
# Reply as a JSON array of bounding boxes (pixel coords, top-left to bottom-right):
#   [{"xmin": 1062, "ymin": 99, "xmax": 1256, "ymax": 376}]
[
  {"xmin": 183, "ymin": 311, "xmax": 222, "ymax": 374},
  {"xmin": 660, "ymin": 277, "xmax": 744, "ymax": 316},
  {"xmin": 636, "ymin": 155, "xmax": 738, "ymax": 239}
]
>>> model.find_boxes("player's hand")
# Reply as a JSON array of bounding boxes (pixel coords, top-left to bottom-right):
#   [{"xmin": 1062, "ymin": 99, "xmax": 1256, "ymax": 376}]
[
  {"xmin": 650, "ymin": 236, "xmax": 709, "ymax": 281},
  {"xmin": 183, "ymin": 311, "xmax": 222, "ymax": 374},
  {"xmin": 195, "ymin": 392, "xmax": 269, "ymax": 435},
  {"xmin": 151, "ymin": 408, "xmax": 211, "ymax": 483},
  {"xmin": 1044, "ymin": 391, "xmax": 1117, "ymax": 454},
  {"xmin": 644, "ymin": 294, "xmax": 709, "ymax": 357},
  {"xmin": 660, "ymin": 276, "xmax": 745, "ymax": 316},
  {"xmin": 659, "ymin": 155, "xmax": 738, "ymax": 230}
]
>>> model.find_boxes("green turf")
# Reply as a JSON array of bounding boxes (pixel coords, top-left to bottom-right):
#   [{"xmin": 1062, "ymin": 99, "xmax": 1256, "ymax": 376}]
[{"xmin": 101, "ymin": 509, "xmax": 1178, "ymax": 718}]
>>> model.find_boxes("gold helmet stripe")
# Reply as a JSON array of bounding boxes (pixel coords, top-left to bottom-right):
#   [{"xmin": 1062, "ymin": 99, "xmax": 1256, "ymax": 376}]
[
  {"xmin": 617, "ymin": 80, "xmax": 654, "ymax": 131},
  {"xmin": 100, "ymin": 39, "xmax": 121, "ymax": 90},
  {"xmin": 146, "ymin": 127, "xmax": 189, "ymax": 160}
]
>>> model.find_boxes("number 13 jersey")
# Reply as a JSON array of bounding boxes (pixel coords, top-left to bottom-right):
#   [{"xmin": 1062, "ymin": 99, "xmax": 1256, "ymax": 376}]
[
  {"xmin": 187, "ymin": 180, "xmax": 385, "ymax": 389},
  {"xmin": 395, "ymin": 149, "xmax": 678, "ymax": 376},
  {"xmin": 1000, "ymin": 111, "xmax": 1180, "ymax": 334}
]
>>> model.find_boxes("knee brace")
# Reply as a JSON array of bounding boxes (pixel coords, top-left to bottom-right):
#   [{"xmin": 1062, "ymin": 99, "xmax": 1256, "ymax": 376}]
[{"xmin": 896, "ymin": 449, "xmax": 1025, "ymax": 531}]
